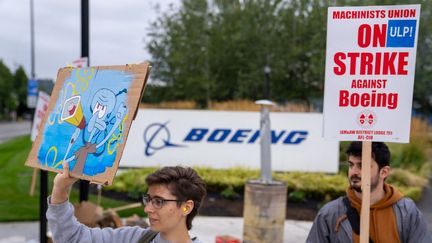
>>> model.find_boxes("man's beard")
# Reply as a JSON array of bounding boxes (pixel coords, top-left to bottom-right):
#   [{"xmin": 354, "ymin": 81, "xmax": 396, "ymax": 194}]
[{"xmin": 349, "ymin": 173, "xmax": 379, "ymax": 193}]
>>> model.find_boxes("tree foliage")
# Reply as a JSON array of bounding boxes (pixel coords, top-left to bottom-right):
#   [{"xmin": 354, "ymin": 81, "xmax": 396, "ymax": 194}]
[
  {"xmin": 412, "ymin": 0, "xmax": 432, "ymax": 115},
  {"xmin": 13, "ymin": 66, "xmax": 29, "ymax": 116},
  {"xmin": 0, "ymin": 60, "xmax": 15, "ymax": 118},
  {"xmin": 146, "ymin": 0, "xmax": 328, "ymax": 106},
  {"xmin": 0, "ymin": 60, "xmax": 29, "ymax": 120},
  {"xmin": 146, "ymin": 0, "xmax": 431, "ymax": 112}
]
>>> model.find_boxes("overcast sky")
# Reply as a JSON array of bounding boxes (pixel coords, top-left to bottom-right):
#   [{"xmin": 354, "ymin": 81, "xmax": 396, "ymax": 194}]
[{"xmin": 0, "ymin": 0, "xmax": 179, "ymax": 82}]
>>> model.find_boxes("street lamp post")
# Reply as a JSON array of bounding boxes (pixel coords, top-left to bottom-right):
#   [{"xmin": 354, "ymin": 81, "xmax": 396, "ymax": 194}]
[
  {"xmin": 256, "ymin": 99, "xmax": 273, "ymax": 183},
  {"xmin": 260, "ymin": 65, "xmax": 272, "ymax": 182},
  {"xmin": 264, "ymin": 65, "xmax": 271, "ymax": 99},
  {"xmin": 242, "ymin": 65, "xmax": 287, "ymax": 243}
]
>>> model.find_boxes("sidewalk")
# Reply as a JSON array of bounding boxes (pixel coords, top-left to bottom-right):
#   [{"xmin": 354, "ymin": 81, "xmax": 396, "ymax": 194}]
[
  {"xmin": 191, "ymin": 217, "xmax": 312, "ymax": 243},
  {"xmin": 0, "ymin": 121, "xmax": 30, "ymax": 143},
  {"xmin": 0, "ymin": 217, "xmax": 313, "ymax": 243}
]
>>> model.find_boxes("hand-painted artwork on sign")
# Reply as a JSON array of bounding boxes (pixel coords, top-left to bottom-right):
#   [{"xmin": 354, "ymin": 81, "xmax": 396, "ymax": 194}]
[{"xmin": 26, "ymin": 63, "xmax": 150, "ymax": 185}]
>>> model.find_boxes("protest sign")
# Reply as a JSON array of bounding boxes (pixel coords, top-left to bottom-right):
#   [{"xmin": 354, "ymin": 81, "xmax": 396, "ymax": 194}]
[
  {"xmin": 31, "ymin": 91, "xmax": 50, "ymax": 141},
  {"xmin": 323, "ymin": 5, "xmax": 421, "ymax": 143},
  {"xmin": 72, "ymin": 57, "xmax": 88, "ymax": 68},
  {"xmin": 25, "ymin": 63, "xmax": 150, "ymax": 185},
  {"xmin": 323, "ymin": 5, "xmax": 421, "ymax": 243}
]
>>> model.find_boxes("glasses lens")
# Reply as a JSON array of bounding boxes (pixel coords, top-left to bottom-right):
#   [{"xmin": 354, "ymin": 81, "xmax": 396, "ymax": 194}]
[
  {"xmin": 152, "ymin": 198, "xmax": 164, "ymax": 209},
  {"xmin": 142, "ymin": 195, "xmax": 149, "ymax": 206}
]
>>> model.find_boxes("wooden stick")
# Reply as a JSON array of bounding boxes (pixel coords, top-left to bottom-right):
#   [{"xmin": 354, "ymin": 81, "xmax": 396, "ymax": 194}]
[
  {"xmin": 97, "ymin": 185, "xmax": 102, "ymax": 206},
  {"xmin": 103, "ymin": 202, "xmax": 142, "ymax": 213},
  {"xmin": 360, "ymin": 141, "xmax": 372, "ymax": 243},
  {"xmin": 29, "ymin": 168, "xmax": 38, "ymax": 196}
]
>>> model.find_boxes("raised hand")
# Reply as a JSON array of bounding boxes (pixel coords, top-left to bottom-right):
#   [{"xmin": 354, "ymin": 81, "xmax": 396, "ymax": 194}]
[{"xmin": 51, "ymin": 161, "xmax": 79, "ymax": 204}]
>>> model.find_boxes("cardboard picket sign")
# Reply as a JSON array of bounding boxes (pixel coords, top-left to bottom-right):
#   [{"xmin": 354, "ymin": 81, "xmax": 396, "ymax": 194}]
[
  {"xmin": 30, "ymin": 91, "xmax": 51, "ymax": 142},
  {"xmin": 25, "ymin": 62, "xmax": 150, "ymax": 185}
]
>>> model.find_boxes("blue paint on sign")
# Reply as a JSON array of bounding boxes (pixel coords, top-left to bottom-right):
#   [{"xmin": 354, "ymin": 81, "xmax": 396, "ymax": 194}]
[{"xmin": 386, "ymin": 20, "xmax": 417, "ymax": 47}]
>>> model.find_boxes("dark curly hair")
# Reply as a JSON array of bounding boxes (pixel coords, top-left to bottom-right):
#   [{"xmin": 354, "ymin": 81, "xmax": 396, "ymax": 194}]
[
  {"xmin": 346, "ymin": 141, "xmax": 390, "ymax": 170},
  {"xmin": 145, "ymin": 166, "xmax": 206, "ymax": 230}
]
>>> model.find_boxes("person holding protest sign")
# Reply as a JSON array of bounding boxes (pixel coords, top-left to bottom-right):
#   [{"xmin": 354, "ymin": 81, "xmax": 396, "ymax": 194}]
[
  {"xmin": 306, "ymin": 141, "xmax": 430, "ymax": 243},
  {"xmin": 47, "ymin": 163, "xmax": 206, "ymax": 243}
]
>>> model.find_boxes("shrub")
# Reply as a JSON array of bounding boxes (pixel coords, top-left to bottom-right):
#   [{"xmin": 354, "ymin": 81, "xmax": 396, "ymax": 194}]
[
  {"xmin": 391, "ymin": 142, "xmax": 427, "ymax": 171},
  {"xmin": 288, "ymin": 191, "xmax": 306, "ymax": 203},
  {"xmin": 220, "ymin": 185, "xmax": 239, "ymax": 200},
  {"xmin": 398, "ymin": 186, "xmax": 423, "ymax": 201},
  {"xmin": 387, "ymin": 168, "xmax": 428, "ymax": 188},
  {"xmin": 107, "ymin": 166, "xmax": 428, "ymax": 203}
]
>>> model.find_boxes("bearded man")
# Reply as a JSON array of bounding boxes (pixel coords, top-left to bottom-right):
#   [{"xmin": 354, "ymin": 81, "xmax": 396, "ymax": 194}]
[{"xmin": 306, "ymin": 142, "xmax": 430, "ymax": 243}]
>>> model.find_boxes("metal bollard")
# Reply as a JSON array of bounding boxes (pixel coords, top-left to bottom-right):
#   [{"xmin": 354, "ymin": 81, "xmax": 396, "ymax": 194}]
[{"xmin": 243, "ymin": 180, "xmax": 287, "ymax": 243}]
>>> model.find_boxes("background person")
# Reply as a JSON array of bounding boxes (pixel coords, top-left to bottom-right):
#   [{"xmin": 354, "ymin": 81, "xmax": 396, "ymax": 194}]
[
  {"xmin": 306, "ymin": 141, "xmax": 430, "ymax": 243},
  {"xmin": 47, "ymin": 163, "xmax": 206, "ymax": 243}
]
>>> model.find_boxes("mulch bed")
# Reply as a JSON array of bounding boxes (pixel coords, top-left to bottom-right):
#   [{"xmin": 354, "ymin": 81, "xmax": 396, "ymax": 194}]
[{"xmin": 200, "ymin": 192, "xmax": 319, "ymax": 221}]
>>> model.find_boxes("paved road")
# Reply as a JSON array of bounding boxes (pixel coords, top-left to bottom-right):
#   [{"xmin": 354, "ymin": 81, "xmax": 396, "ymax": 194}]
[{"xmin": 0, "ymin": 121, "xmax": 31, "ymax": 143}]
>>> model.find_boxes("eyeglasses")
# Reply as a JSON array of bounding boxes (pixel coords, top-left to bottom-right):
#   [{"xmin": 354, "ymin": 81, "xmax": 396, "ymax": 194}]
[{"xmin": 142, "ymin": 194, "xmax": 183, "ymax": 209}]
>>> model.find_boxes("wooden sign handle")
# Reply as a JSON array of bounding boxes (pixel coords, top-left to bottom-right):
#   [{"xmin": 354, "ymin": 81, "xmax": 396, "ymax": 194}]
[
  {"xmin": 360, "ymin": 141, "xmax": 372, "ymax": 243},
  {"xmin": 29, "ymin": 168, "xmax": 38, "ymax": 196}
]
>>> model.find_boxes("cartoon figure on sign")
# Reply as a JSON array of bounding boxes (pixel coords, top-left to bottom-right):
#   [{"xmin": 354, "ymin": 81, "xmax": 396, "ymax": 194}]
[
  {"xmin": 60, "ymin": 88, "xmax": 127, "ymax": 175},
  {"xmin": 37, "ymin": 68, "xmax": 133, "ymax": 177}
]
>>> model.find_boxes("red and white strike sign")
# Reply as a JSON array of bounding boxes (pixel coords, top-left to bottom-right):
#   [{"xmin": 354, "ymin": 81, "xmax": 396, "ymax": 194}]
[{"xmin": 323, "ymin": 5, "xmax": 421, "ymax": 143}]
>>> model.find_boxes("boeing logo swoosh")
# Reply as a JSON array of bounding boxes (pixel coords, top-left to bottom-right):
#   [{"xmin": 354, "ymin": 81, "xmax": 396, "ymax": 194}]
[{"xmin": 143, "ymin": 121, "xmax": 185, "ymax": 156}]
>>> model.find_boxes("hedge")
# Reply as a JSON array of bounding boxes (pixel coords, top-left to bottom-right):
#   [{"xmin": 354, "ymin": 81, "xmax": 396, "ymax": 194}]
[{"xmin": 106, "ymin": 166, "xmax": 428, "ymax": 202}]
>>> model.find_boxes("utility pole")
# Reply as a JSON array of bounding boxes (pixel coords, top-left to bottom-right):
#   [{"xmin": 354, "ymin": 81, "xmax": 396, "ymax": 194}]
[
  {"xmin": 79, "ymin": 0, "xmax": 90, "ymax": 202},
  {"xmin": 30, "ymin": 1, "xmax": 48, "ymax": 242},
  {"xmin": 243, "ymin": 65, "xmax": 287, "ymax": 243},
  {"xmin": 30, "ymin": 0, "xmax": 35, "ymax": 79}
]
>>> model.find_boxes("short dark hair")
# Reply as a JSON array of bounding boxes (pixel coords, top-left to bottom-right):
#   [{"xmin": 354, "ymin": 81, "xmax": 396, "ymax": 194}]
[
  {"xmin": 145, "ymin": 166, "xmax": 206, "ymax": 230},
  {"xmin": 346, "ymin": 142, "xmax": 390, "ymax": 170}
]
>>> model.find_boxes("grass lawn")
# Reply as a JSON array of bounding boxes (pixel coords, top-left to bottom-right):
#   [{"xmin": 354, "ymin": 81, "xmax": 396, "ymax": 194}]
[{"xmin": 0, "ymin": 136, "xmax": 145, "ymax": 222}]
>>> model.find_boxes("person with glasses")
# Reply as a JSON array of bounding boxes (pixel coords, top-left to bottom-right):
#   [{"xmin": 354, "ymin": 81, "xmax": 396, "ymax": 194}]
[
  {"xmin": 47, "ymin": 163, "xmax": 207, "ymax": 243},
  {"xmin": 306, "ymin": 142, "xmax": 430, "ymax": 243}
]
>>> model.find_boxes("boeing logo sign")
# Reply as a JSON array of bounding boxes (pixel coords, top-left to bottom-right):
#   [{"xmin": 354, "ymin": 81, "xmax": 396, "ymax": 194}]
[
  {"xmin": 122, "ymin": 109, "xmax": 339, "ymax": 173},
  {"xmin": 184, "ymin": 128, "xmax": 307, "ymax": 144},
  {"xmin": 144, "ymin": 121, "xmax": 308, "ymax": 157},
  {"xmin": 143, "ymin": 122, "xmax": 184, "ymax": 156}
]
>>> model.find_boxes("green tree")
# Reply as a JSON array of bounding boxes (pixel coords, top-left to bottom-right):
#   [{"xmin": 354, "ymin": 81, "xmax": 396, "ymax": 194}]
[
  {"xmin": 146, "ymin": 0, "xmax": 432, "ymax": 112},
  {"xmin": 13, "ymin": 66, "xmax": 29, "ymax": 117},
  {"xmin": 147, "ymin": 0, "xmax": 331, "ymax": 106},
  {"xmin": 271, "ymin": 0, "xmax": 328, "ymax": 105},
  {"xmin": 0, "ymin": 60, "xmax": 14, "ymax": 119},
  {"xmin": 0, "ymin": 61, "xmax": 29, "ymax": 120},
  {"xmin": 147, "ymin": 0, "xmax": 211, "ymax": 106},
  {"xmin": 412, "ymin": 0, "xmax": 432, "ymax": 115}
]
